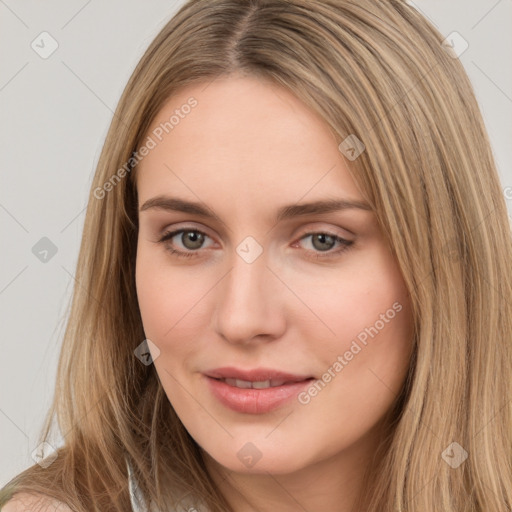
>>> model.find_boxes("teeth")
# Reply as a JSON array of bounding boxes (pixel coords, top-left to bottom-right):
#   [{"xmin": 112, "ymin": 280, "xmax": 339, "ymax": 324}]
[
  {"xmin": 222, "ymin": 378, "xmax": 287, "ymax": 389},
  {"xmin": 234, "ymin": 378, "xmax": 252, "ymax": 388},
  {"xmin": 252, "ymin": 380, "xmax": 272, "ymax": 389}
]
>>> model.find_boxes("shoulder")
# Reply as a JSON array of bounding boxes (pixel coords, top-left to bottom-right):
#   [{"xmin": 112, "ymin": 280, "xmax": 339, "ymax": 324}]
[{"xmin": 2, "ymin": 493, "xmax": 73, "ymax": 512}]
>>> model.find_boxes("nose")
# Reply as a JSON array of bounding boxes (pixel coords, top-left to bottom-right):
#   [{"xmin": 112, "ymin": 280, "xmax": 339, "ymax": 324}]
[{"xmin": 212, "ymin": 247, "xmax": 286, "ymax": 346}]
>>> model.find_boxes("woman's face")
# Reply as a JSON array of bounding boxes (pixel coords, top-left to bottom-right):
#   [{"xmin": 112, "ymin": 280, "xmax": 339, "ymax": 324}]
[{"xmin": 135, "ymin": 74, "xmax": 414, "ymax": 475}]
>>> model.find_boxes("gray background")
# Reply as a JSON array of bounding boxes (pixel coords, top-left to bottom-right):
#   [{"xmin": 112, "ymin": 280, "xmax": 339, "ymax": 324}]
[{"xmin": 1, "ymin": 0, "xmax": 511, "ymax": 486}]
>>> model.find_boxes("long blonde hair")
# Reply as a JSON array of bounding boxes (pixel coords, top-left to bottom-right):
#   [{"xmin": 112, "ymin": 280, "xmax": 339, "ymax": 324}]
[{"xmin": 1, "ymin": 1, "xmax": 511, "ymax": 510}]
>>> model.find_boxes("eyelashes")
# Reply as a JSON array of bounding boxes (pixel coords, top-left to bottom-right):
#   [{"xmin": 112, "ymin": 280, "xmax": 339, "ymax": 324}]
[{"xmin": 156, "ymin": 228, "xmax": 354, "ymax": 261}]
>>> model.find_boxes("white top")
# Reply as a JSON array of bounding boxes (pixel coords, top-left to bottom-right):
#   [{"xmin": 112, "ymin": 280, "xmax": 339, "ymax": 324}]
[
  {"xmin": 126, "ymin": 456, "xmax": 209, "ymax": 512},
  {"xmin": 126, "ymin": 456, "xmax": 153, "ymax": 512}
]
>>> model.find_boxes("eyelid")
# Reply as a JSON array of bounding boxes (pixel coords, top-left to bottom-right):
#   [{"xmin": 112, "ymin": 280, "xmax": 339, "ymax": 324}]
[
  {"xmin": 294, "ymin": 222, "xmax": 354, "ymax": 239},
  {"xmin": 156, "ymin": 222, "xmax": 216, "ymax": 241},
  {"xmin": 156, "ymin": 222, "xmax": 353, "ymax": 245}
]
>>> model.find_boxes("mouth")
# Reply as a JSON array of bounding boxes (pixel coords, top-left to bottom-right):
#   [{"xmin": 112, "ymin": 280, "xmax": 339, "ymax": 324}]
[{"xmin": 203, "ymin": 367, "xmax": 315, "ymax": 414}]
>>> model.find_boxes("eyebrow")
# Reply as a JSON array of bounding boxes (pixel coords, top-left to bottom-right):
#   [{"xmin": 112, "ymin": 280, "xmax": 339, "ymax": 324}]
[{"xmin": 139, "ymin": 195, "xmax": 372, "ymax": 223}]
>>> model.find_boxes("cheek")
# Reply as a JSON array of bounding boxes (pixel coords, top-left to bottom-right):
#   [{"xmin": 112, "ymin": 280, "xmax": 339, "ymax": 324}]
[
  {"xmin": 295, "ymin": 279, "xmax": 413, "ymax": 453},
  {"xmin": 291, "ymin": 250, "xmax": 411, "ymax": 356},
  {"xmin": 296, "ymin": 246, "xmax": 414, "ymax": 396},
  {"xmin": 135, "ymin": 253, "xmax": 214, "ymax": 410},
  {"xmin": 135, "ymin": 245, "xmax": 213, "ymax": 347}
]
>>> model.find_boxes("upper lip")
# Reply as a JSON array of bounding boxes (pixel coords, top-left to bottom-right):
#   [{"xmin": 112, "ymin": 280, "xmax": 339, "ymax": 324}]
[{"xmin": 204, "ymin": 366, "xmax": 313, "ymax": 383}]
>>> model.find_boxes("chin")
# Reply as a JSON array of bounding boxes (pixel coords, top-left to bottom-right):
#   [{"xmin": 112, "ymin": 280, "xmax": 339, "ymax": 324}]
[{"xmin": 203, "ymin": 443, "xmax": 312, "ymax": 475}]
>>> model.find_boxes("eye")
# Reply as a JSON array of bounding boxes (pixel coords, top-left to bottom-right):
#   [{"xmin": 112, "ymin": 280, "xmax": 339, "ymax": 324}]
[
  {"xmin": 295, "ymin": 231, "xmax": 354, "ymax": 260},
  {"xmin": 156, "ymin": 228, "xmax": 354, "ymax": 260},
  {"xmin": 157, "ymin": 228, "xmax": 213, "ymax": 259}
]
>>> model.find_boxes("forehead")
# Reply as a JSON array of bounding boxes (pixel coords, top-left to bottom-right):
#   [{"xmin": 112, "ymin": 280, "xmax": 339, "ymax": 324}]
[{"xmin": 135, "ymin": 75, "xmax": 365, "ymax": 214}]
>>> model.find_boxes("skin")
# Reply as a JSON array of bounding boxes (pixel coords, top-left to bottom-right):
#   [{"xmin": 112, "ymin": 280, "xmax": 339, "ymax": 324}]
[{"xmin": 135, "ymin": 73, "xmax": 414, "ymax": 512}]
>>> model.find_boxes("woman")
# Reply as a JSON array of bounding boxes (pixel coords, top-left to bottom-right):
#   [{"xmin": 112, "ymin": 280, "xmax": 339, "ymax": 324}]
[{"xmin": 1, "ymin": 0, "xmax": 511, "ymax": 511}]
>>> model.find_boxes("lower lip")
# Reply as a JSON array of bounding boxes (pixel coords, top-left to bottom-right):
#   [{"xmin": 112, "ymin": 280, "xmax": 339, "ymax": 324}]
[{"xmin": 204, "ymin": 375, "xmax": 314, "ymax": 414}]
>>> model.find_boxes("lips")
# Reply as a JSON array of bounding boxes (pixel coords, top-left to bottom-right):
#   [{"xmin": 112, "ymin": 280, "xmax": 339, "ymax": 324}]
[{"xmin": 203, "ymin": 366, "xmax": 315, "ymax": 414}]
